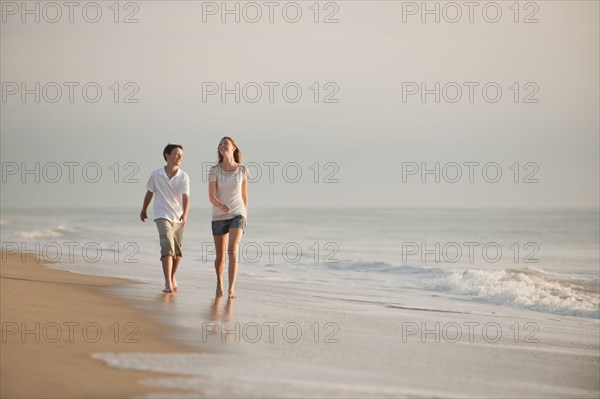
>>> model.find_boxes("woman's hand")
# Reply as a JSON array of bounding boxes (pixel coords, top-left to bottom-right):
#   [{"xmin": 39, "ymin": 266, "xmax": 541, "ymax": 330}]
[{"xmin": 220, "ymin": 204, "xmax": 231, "ymax": 212}]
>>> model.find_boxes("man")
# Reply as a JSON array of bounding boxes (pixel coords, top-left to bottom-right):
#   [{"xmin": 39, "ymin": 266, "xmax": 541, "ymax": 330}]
[{"xmin": 140, "ymin": 144, "xmax": 190, "ymax": 293}]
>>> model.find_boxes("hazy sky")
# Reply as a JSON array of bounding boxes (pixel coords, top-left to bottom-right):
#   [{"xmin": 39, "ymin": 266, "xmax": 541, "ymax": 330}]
[{"xmin": 1, "ymin": 0, "xmax": 598, "ymax": 208}]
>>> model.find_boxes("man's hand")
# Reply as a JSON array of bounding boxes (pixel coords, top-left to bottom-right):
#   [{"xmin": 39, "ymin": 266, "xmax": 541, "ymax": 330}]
[
  {"xmin": 141, "ymin": 191, "xmax": 153, "ymax": 222},
  {"xmin": 180, "ymin": 212, "xmax": 188, "ymax": 227}
]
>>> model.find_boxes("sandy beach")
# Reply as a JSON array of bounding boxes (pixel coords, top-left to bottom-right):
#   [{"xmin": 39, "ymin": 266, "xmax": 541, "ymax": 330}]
[
  {"xmin": 0, "ymin": 251, "xmax": 193, "ymax": 399},
  {"xmin": 2, "ymin": 250, "xmax": 599, "ymax": 398}
]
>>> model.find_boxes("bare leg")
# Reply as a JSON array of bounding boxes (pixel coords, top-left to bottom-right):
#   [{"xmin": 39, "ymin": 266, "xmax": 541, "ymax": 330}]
[
  {"xmin": 227, "ymin": 228, "xmax": 243, "ymax": 299},
  {"xmin": 171, "ymin": 256, "xmax": 181, "ymax": 291},
  {"xmin": 214, "ymin": 234, "xmax": 228, "ymax": 297},
  {"xmin": 161, "ymin": 256, "xmax": 173, "ymax": 292}
]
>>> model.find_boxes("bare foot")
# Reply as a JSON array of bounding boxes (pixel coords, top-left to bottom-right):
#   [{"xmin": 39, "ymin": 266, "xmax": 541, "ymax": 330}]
[
  {"xmin": 172, "ymin": 278, "xmax": 178, "ymax": 292},
  {"xmin": 228, "ymin": 290, "xmax": 237, "ymax": 299},
  {"xmin": 163, "ymin": 287, "xmax": 173, "ymax": 293},
  {"xmin": 216, "ymin": 282, "xmax": 224, "ymax": 297}
]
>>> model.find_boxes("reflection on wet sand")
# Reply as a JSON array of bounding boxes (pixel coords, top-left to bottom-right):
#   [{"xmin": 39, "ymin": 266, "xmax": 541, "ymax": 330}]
[{"xmin": 209, "ymin": 295, "xmax": 235, "ymax": 322}]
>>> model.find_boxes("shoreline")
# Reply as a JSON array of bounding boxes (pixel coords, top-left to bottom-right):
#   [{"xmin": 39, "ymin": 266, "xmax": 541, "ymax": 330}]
[
  {"xmin": 0, "ymin": 251, "xmax": 197, "ymax": 399},
  {"xmin": 2, "ymin": 250, "xmax": 598, "ymax": 397}
]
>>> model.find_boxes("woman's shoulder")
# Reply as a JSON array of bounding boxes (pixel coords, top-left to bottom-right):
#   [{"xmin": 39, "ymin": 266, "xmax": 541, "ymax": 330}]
[
  {"xmin": 238, "ymin": 164, "xmax": 251, "ymax": 174},
  {"xmin": 208, "ymin": 164, "xmax": 220, "ymax": 178}
]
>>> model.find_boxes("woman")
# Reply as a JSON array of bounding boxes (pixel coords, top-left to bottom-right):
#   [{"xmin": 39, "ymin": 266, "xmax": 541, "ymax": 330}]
[{"xmin": 208, "ymin": 137, "xmax": 250, "ymax": 298}]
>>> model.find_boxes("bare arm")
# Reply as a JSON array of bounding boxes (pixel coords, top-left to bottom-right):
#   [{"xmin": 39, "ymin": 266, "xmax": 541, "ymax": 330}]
[
  {"xmin": 242, "ymin": 179, "xmax": 248, "ymax": 208},
  {"xmin": 208, "ymin": 181, "xmax": 230, "ymax": 212},
  {"xmin": 180, "ymin": 194, "xmax": 190, "ymax": 226},
  {"xmin": 140, "ymin": 190, "xmax": 153, "ymax": 222}
]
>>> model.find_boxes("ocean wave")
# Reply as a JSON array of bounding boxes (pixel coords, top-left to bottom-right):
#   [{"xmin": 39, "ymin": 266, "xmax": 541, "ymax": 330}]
[
  {"xmin": 426, "ymin": 267, "xmax": 600, "ymax": 319},
  {"xmin": 16, "ymin": 224, "xmax": 74, "ymax": 239},
  {"xmin": 324, "ymin": 260, "xmax": 439, "ymax": 275},
  {"xmin": 323, "ymin": 261, "xmax": 599, "ymax": 318}
]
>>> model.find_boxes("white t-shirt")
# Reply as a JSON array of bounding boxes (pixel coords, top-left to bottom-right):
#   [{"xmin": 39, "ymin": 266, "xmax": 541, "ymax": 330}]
[
  {"xmin": 208, "ymin": 164, "xmax": 250, "ymax": 221},
  {"xmin": 146, "ymin": 167, "xmax": 190, "ymax": 223}
]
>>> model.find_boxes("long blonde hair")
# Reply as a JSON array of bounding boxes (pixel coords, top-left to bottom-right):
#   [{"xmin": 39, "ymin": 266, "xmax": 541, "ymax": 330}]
[{"xmin": 217, "ymin": 136, "xmax": 243, "ymax": 164}]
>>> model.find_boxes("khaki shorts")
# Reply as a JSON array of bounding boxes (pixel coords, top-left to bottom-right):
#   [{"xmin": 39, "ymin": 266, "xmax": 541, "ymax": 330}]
[{"xmin": 155, "ymin": 218, "xmax": 184, "ymax": 259}]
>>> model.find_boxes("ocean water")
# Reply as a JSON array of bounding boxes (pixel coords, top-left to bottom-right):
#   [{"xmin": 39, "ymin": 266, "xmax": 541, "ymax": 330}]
[
  {"xmin": 1, "ymin": 207, "xmax": 599, "ymax": 319},
  {"xmin": 2, "ymin": 207, "xmax": 599, "ymax": 397}
]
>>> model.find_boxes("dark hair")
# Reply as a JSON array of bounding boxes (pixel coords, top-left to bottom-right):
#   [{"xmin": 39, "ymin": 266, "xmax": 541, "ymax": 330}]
[
  {"xmin": 217, "ymin": 137, "xmax": 242, "ymax": 164},
  {"xmin": 163, "ymin": 144, "xmax": 183, "ymax": 161}
]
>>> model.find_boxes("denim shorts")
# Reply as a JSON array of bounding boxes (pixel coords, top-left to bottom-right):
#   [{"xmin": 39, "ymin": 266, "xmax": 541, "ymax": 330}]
[{"xmin": 212, "ymin": 215, "xmax": 246, "ymax": 236}]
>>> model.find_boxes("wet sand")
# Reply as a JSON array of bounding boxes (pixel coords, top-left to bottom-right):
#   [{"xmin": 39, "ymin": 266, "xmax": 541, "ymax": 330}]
[{"xmin": 0, "ymin": 251, "xmax": 195, "ymax": 398}]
